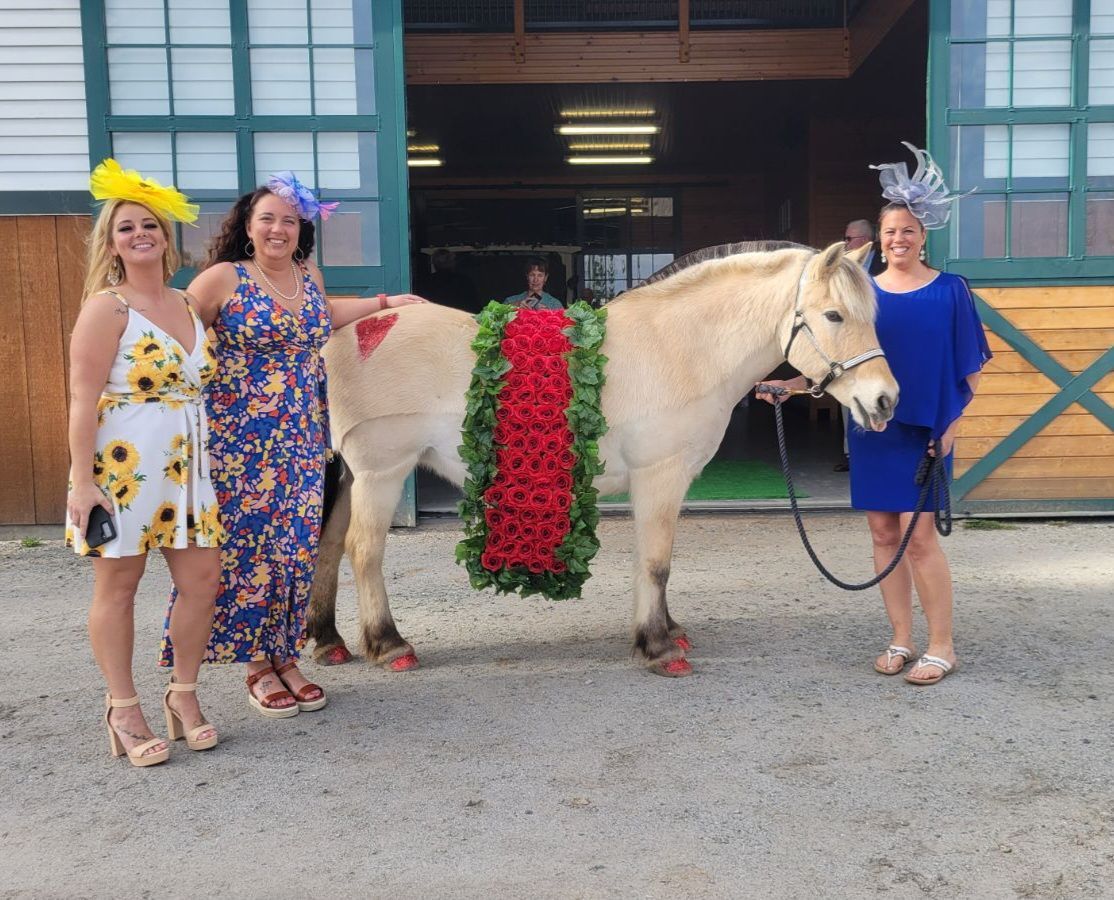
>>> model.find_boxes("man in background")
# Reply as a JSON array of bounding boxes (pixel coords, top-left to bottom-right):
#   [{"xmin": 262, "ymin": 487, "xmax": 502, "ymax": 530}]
[
  {"xmin": 505, "ymin": 257, "xmax": 564, "ymax": 309},
  {"xmin": 418, "ymin": 248, "xmax": 482, "ymax": 314},
  {"xmin": 844, "ymin": 218, "xmax": 887, "ymax": 276}
]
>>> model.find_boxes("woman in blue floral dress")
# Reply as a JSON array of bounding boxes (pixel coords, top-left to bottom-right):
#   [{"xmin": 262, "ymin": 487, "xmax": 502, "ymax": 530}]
[{"xmin": 160, "ymin": 173, "xmax": 424, "ymax": 717}]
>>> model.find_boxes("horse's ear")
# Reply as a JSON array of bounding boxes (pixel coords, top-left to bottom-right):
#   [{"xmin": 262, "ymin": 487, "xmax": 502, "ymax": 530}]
[
  {"xmin": 845, "ymin": 242, "xmax": 872, "ymax": 266},
  {"xmin": 816, "ymin": 241, "xmax": 846, "ymax": 275}
]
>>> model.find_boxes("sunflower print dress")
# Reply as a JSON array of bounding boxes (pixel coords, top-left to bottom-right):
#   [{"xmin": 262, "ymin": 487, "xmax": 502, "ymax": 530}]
[
  {"xmin": 160, "ymin": 263, "xmax": 331, "ymax": 666},
  {"xmin": 65, "ymin": 290, "xmax": 224, "ymax": 557}
]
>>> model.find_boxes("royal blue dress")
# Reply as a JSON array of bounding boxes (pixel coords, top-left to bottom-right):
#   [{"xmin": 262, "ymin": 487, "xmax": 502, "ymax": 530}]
[{"xmin": 848, "ymin": 271, "xmax": 991, "ymax": 511}]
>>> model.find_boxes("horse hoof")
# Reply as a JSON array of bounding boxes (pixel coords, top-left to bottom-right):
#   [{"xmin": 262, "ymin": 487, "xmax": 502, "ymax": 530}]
[
  {"xmin": 319, "ymin": 646, "xmax": 353, "ymax": 666},
  {"xmin": 656, "ymin": 658, "xmax": 693, "ymax": 677},
  {"xmin": 673, "ymin": 634, "xmax": 693, "ymax": 652},
  {"xmin": 389, "ymin": 652, "xmax": 420, "ymax": 672}
]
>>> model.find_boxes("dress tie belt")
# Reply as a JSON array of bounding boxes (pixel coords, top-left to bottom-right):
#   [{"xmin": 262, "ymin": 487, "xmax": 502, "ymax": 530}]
[{"xmin": 99, "ymin": 390, "xmax": 211, "ymax": 479}]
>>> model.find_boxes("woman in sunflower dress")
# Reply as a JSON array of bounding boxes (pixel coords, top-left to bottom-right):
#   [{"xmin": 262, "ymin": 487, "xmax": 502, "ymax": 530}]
[
  {"xmin": 67, "ymin": 161, "xmax": 224, "ymax": 767},
  {"xmin": 166, "ymin": 174, "xmax": 423, "ymax": 717}
]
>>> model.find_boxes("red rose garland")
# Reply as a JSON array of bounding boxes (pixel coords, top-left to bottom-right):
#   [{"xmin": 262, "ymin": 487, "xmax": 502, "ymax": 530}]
[
  {"xmin": 481, "ymin": 309, "xmax": 575, "ymax": 574},
  {"xmin": 457, "ymin": 301, "xmax": 608, "ymax": 600}
]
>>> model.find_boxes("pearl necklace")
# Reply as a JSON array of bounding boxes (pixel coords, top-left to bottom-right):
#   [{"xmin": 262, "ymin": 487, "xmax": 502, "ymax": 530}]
[{"xmin": 251, "ymin": 257, "xmax": 302, "ymax": 302}]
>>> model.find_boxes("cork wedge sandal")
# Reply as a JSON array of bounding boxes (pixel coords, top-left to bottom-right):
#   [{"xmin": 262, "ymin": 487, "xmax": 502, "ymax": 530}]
[{"xmin": 246, "ymin": 666, "xmax": 300, "ymax": 718}]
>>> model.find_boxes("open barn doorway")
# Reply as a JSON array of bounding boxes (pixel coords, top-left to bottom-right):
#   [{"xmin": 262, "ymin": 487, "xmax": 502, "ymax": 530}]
[{"xmin": 401, "ymin": 2, "xmax": 927, "ymax": 512}]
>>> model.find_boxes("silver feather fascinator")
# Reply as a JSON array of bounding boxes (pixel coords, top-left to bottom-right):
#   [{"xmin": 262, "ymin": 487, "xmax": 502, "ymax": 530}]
[{"xmin": 869, "ymin": 142, "xmax": 973, "ymax": 230}]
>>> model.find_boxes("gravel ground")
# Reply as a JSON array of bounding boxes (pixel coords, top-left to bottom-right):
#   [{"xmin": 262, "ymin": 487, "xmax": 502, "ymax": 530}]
[{"xmin": 1, "ymin": 513, "xmax": 1111, "ymax": 899}]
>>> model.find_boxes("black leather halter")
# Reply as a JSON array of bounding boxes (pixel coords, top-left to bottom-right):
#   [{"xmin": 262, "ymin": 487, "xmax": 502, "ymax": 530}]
[{"xmin": 782, "ymin": 259, "xmax": 886, "ymax": 396}]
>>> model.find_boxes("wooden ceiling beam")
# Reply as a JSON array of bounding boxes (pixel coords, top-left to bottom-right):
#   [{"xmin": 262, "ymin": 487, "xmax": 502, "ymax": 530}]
[{"xmin": 404, "ymin": 29, "xmax": 850, "ymax": 84}]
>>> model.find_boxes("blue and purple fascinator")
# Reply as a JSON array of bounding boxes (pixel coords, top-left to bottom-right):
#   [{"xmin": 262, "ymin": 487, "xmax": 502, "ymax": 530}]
[
  {"xmin": 869, "ymin": 142, "xmax": 973, "ymax": 230},
  {"xmin": 266, "ymin": 171, "xmax": 340, "ymax": 222}
]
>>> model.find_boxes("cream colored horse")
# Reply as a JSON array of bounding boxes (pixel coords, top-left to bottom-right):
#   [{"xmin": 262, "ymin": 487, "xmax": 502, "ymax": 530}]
[{"xmin": 308, "ymin": 241, "xmax": 898, "ymax": 676}]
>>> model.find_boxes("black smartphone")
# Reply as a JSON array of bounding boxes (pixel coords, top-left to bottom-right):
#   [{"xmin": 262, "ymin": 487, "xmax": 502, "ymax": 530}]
[{"xmin": 85, "ymin": 504, "xmax": 117, "ymax": 549}]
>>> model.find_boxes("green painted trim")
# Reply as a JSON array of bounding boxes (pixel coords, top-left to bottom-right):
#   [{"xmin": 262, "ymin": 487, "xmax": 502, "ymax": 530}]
[
  {"xmin": 0, "ymin": 193, "xmax": 93, "ymax": 216},
  {"xmin": 104, "ymin": 115, "xmax": 380, "ymax": 132},
  {"xmin": 964, "ymin": 275, "xmax": 1114, "ymax": 287},
  {"xmin": 947, "ymin": 258, "xmax": 1114, "ymax": 280},
  {"xmin": 80, "ymin": 0, "xmax": 111, "ymax": 166},
  {"xmin": 946, "ymin": 108, "xmax": 1114, "ymax": 126},
  {"xmin": 926, "ymin": 0, "xmax": 949, "ymax": 266},
  {"xmin": 373, "ymin": 0, "xmax": 411, "ymax": 295},
  {"xmin": 953, "ymin": 345, "xmax": 1114, "ymax": 497}
]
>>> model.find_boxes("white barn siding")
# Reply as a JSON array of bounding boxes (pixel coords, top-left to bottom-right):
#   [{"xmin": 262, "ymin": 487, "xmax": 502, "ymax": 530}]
[{"xmin": 0, "ymin": 1, "xmax": 89, "ymax": 191}]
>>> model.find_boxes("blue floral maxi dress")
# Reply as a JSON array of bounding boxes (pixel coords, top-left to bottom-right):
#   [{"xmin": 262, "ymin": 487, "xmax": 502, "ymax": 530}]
[
  {"xmin": 159, "ymin": 263, "xmax": 331, "ymax": 666},
  {"xmin": 848, "ymin": 271, "xmax": 992, "ymax": 511}
]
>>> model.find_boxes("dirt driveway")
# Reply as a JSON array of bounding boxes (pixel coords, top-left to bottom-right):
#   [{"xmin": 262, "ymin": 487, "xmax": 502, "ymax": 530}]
[{"xmin": 1, "ymin": 512, "xmax": 1111, "ymax": 898}]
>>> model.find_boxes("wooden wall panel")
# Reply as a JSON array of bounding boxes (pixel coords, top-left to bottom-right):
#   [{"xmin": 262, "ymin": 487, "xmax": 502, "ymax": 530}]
[
  {"xmin": 56, "ymin": 215, "xmax": 88, "ymax": 389},
  {"xmin": 17, "ymin": 216, "xmax": 70, "ymax": 523},
  {"xmin": 964, "ymin": 393, "xmax": 1114, "ymax": 417},
  {"xmin": 0, "ymin": 214, "xmax": 90, "ymax": 524},
  {"xmin": 986, "ymin": 329, "xmax": 1114, "ymax": 352},
  {"xmin": 969, "ymin": 477, "xmax": 1114, "ymax": 501},
  {"xmin": 957, "ymin": 284, "xmax": 1114, "ymax": 507},
  {"xmin": 0, "ymin": 217, "xmax": 35, "ymax": 523}
]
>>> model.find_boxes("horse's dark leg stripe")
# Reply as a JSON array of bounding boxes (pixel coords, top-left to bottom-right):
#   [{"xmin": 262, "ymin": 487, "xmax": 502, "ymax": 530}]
[
  {"xmin": 634, "ymin": 563, "xmax": 674, "ymax": 661},
  {"xmin": 362, "ymin": 619, "xmax": 410, "ymax": 662}
]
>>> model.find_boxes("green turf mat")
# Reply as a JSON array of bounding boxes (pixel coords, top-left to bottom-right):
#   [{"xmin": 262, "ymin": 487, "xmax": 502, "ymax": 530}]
[{"xmin": 601, "ymin": 458, "xmax": 803, "ymax": 502}]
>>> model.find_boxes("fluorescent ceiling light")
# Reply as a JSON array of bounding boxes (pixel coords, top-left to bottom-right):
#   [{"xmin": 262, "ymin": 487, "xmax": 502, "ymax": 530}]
[
  {"xmin": 560, "ymin": 107, "xmax": 655, "ymax": 119},
  {"xmin": 567, "ymin": 155, "xmax": 653, "ymax": 165},
  {"xmin": 407, "ymin": 143, "xmax": 440, "ymax": 153},
  {"xmin": 584, "ymin": 207, "xmax": 629, "ymax": 215},
  {"xmin": 557, "ymin": 124, "xmax": 659, "ymax": 136},
  {"xmin": 407, "ymin": 158, "xmax": 443, "ymax": 167},
  {"xmin": 568, "ymin": 140, "xmax": 652, "ymax": 151}
]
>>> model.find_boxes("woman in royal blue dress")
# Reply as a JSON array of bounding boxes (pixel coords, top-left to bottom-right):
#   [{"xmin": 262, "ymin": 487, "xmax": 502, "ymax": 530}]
[{"xmin": 761, "ymin": 143, "xmax": 991, "ymax": 685}]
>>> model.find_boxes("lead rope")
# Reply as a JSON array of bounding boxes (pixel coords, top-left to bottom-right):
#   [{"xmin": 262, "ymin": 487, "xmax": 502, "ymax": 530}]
[{"xmin": 762, "ymin": 386, "xmax": 951, "ymax": 591}]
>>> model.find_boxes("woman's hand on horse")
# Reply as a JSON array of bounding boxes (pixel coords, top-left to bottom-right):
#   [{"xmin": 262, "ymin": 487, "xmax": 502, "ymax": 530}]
[
  {"xmin": 386, "ymin": 293, "xmax": 428, "ymax": 308},
  {"xmin": 67, "ymin": 482, "xmax": 112, "ymax": 535},
  {"xmin": 754, "ymin": 376, "xmax": 807, "ymax": 404}
]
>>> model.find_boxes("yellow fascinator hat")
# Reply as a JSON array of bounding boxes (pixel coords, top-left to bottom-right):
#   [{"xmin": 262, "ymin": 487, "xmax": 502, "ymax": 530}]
[{"xmin": 89, "ymin": 158, "xmax": 199, "ymax": 225}]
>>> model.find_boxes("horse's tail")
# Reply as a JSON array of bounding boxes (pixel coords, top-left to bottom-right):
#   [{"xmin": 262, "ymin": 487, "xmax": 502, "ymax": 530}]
[{"xmin": 322, "ymin": 452, "xmax": 350, "ymax": 530}]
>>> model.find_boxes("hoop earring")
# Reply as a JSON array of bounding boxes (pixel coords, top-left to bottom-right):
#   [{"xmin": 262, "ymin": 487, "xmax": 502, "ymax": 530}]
[
  {"xmin": 244, "ymin": 240, "xmax": 255, "ymax": 258},
  {"xmin": 294, "ymin": 246, "xmax": 305, "ymax": 262},
  {"xmin": 107, "ymin": 255, "xmax": 122, "ymax": 286}
]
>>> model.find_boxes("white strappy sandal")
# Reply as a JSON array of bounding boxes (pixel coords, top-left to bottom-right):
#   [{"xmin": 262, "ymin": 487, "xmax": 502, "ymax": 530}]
[
  {"xmin": 873, "ymin": 644, "xmax": 917, "ymax": 675},
  {"xmin": 904, "ymin": 654, "xmax": 958, "ymax": 685}
]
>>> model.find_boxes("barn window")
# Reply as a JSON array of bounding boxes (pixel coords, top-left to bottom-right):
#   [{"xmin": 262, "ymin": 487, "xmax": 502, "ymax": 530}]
[
  {"xmin": 81, "ymin": 0, "xmax": 399, "ymax": 291},
  {"xmin": 932, "ymin": 0, "xmax": 1114, "ymax": 281}
]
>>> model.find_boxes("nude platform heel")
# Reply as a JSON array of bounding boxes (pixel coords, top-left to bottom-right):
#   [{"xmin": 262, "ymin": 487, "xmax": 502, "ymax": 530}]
[
  {"xmin": 163, "ymin": 681, "xmax": 219, "ymax": 751},
  {"xmin": 105, "ymin": 694, "xmax": 169, "ymax": 768}
]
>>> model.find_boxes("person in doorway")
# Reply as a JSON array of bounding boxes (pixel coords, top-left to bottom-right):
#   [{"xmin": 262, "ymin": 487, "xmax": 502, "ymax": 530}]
[
  {"xmin": 66, "ymin": 159, "xmax": 223, "ymax": 767},
  {"xmin": 419, "ymin": 248, "xmax": 482, "ymax": 314},
  {"xmin": 505, "ymin": 257, "xmax": 563, "ymax": 309},
  {"xmin": 844, "ymin": 218, "xmax": 887, "ymax": 276},
  {"xmin": 834, "ymin": 218, "xmax": 889, "ymax": 471},
  {"xmin": 167, "ymin": 172, "xmax": 425, "ymax": 716},
  {"xmin": 758, "ymin": 143, "xmax": 991, "ymax": 686}
]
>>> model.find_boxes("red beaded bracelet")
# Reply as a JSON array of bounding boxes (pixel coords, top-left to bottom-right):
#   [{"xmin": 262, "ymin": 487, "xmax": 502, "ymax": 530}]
[{"xmin": 376, "ymin": 292, "xmax": 388, "ymax": 311}]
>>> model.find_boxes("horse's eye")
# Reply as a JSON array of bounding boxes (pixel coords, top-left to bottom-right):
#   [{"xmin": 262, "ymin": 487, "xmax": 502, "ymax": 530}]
[{"xmin": 824, "ymin": 311, "xmax": 844, "ymax": 323}]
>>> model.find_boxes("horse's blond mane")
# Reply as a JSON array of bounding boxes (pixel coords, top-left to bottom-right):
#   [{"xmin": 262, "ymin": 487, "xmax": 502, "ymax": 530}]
[{"xmin": 612, "ymin": 241, "xmax": 877, "ymax": 324}]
